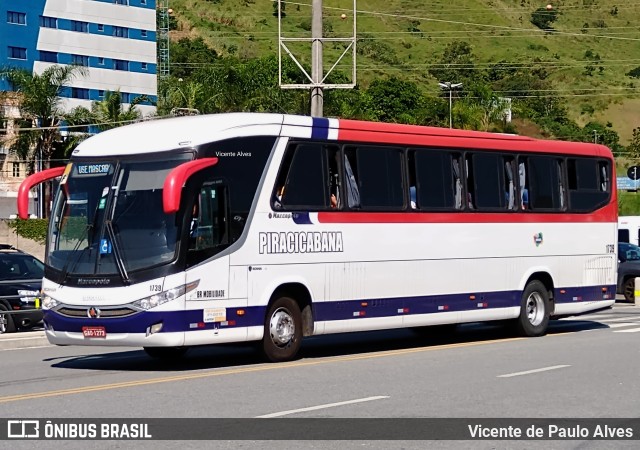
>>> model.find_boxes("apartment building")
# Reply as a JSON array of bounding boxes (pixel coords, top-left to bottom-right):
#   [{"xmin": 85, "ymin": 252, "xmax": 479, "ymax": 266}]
[{"xmin": 0, "ymin": 0, "xmax": 157, "ymax": 215}]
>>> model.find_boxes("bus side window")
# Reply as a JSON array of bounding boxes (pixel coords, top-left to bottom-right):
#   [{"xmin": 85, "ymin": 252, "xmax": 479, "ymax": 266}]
[
  {"xmin": 343, "ymin": 148, "xmax": 361, "ymax": 209},
  {"xmin": 505, "ymin": 158, "xmax": 515, "ymax": 210},
  {"xmin": 471, "ymin": 152, "xmax": 507, "ymax": 210},
  {"xmin": 465, "ymin": 155, "xmax": 475, "ymax": 209},
  {"xmin": 518, "ymin": 160, "xmax": 529, "ymax": 210},
  {"xmin": 452, "ymin": 156, "xmax": 463, "ymax": 210},
  {"xmin": 273, "ymin": 143, "xmax": 335, "ymax": 210},
  {"xmin": 350, "ymin": 145, "xmax": 404, "ymax": 209},
  {"xmin": 411, "ymin": 149, "xmax": 456, "ymax": 210}
]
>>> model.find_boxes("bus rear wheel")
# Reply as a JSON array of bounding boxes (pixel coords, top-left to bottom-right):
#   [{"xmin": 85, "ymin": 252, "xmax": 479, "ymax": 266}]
[
  {"xmin": 261, "ymin": 296, "xmax": 302, "ymax": 362},
  {"xmin": 515, "ymin": 280, "xmax": 550, "ymax": 337},
  {"xmin": 143, "ymin": 346, "xmax": 189, "ymax": 359}
]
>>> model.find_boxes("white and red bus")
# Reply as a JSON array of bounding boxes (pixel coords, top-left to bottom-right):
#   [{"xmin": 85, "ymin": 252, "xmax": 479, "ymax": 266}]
[{"xmin": 18, "ymin": 113, "xmax": 617, "ymax": 361}]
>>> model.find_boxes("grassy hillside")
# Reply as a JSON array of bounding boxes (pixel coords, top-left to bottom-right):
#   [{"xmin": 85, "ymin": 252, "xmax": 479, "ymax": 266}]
[{"xmin": 167, "ymin": 0, "xmax": 640, "ymax": 141}]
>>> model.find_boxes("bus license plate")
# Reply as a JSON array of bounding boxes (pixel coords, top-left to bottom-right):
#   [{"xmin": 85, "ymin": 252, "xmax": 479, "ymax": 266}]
[{"xmin": 82, "ymin": 326, "xmax": 106, "ymax": 338}]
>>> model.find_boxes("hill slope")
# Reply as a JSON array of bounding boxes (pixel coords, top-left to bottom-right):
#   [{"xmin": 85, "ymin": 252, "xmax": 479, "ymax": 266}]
[{"xmin": 167, "ymin": 0, "xmax": 640, "ymax": 142}]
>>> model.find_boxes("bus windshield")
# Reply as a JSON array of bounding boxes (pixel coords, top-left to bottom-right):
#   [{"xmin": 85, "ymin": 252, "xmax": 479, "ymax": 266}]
[{"xmin": 48, "ymin": 156, "xmax": 191, "ymax": 277}]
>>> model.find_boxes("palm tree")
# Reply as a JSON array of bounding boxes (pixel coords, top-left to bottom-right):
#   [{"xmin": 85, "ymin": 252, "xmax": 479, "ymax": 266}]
[
  {"xmin": 87, "ymin": 90, "xmax": 147, "ymax": 131},
  {"xmin": 4, "ymin": 65, "xmax": 86, "ymax": 173}
]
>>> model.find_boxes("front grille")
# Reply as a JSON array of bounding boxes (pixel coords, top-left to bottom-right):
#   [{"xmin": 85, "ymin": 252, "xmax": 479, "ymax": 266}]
[{"xmin": 56, "ymin": 306, "xmax": 139, "ymax": 318}]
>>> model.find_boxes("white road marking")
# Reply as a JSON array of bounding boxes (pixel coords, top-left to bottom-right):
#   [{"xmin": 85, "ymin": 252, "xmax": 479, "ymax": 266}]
[
  {"xmin": 598, "ymin": 316, "xmax": 640, "ymax": 323},
  {"xmin": 256, "ymin": 396, "xmax": 389, "ymax": 418},
  {"xmin": 606, "ymin": 323, "xmax": 640, "ymax": 328},
  {"xmin": 559, "ymin": 314, "xmax": 638, "ymax": 322},
  {"xmin": 497, "ymin": 365, "xmax": 570, "ymax": 378},
  {"xmin": 613, "ymin": 327, "xmax": 640, "ymax": 333},
  {"xmin": 0, "ymin": 345, "xmax": 52, "ymax": 352}
]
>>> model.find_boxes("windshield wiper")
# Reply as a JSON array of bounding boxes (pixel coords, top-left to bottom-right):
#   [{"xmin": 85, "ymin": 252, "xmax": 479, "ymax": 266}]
[{"xmin": 105, "ymin": 220, "xmax": 129, "ymax": 284}]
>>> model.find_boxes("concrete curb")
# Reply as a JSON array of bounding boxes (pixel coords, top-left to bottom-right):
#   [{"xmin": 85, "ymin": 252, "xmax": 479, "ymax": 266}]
[{"xmin": 0, "ymin": 331, "xmax": 51, "ymax": 350}]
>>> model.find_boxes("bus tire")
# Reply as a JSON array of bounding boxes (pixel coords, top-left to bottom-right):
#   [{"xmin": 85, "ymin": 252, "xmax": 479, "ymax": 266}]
[
  {"xmin": 262, "ymin": 296, "xmax": 302, "ymax": 362},
  {"xmin": 0, "ymin": 304, "xmax": 16, "ymax": 334},
  {"xmin": 515, "ymin": 280, "xmax": 550, "ymax": 337},
  {"xmin": 143, "ymin": 346, "xmax": 189, "ymax": 359}
]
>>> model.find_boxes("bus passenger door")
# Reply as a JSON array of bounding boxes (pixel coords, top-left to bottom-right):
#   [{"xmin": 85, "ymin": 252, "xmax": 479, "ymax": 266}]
[{"xmin": 182, "ymin": 183, "xmax": 246, "ymax": 345}]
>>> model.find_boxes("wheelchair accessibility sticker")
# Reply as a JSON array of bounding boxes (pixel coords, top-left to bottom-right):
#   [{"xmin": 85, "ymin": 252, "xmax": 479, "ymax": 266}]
[{"xmin": 100, "ymin": 239, "xmax": 112, "ymax": 254}]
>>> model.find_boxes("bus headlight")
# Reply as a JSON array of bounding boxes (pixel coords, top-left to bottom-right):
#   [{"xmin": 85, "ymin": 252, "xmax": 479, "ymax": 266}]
[
  {"xmin": 132, "ymin": 280, "xmax": 199, "ymax": 311},
  {"xmin": 42, "ymin": 294, "xmax": 59, "ymax": 310}
]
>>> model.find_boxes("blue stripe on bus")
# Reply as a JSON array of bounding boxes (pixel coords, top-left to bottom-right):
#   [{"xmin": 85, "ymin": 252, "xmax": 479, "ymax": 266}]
[
  {"xmin": 311, "ymin": 117, "xmax": 330, "ymax": 140},
  {"xmin": 292, "ymin": 212, "xmax": 313, "ymax": 224},
  {"xmin": 43, "ymin": 285, "xmax": 615, "ymax": 334}
]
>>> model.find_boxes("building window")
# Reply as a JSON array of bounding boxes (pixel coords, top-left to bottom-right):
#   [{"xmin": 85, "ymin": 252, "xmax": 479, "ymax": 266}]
[
  {"xmin": 114, "ymin": 0, "xmax": 129, "ymax": 4},
  {"xmin": 141, "ymin": 62, "xmax": 148, "ymax": 70},
  {"xmin": 12, "ymin": 163, "xmax": 20, "ymax": 178},
  {"xmin": 98, "ymin": 24, "xmax": 104, "ymax": 32},
  {"xmin": 114, "ymin": 59, "xmax": 128, "ymax": 71},
  {"xmin": 120, "ymin": 92, "xmax": 130, "ymax": 103},
  {"xmin": 72, "ymin": 55, "xmax": 89, "ymax": 66},
  {"xmin": 98, "ymin": 57, "xmax": 105, "ymax": 65},
  {"xmin": 71, "ymin": 88, "xmax": 90, "ymax": 100},
  {"xmin": 7, "ymin": 11, "xmax": 26, "ymax": 25},
  {"xmin": 8, "ymin": 47, "xmax": 27, "ymax": 60},
  {"xmin": 71, "ymin": 21, "xmax": 88, "ymax": 32},
  {"xmin": 113, "ymin": 26, "xmax": 129, "ymax": 38},
  {"xmin": 39, "ymin": 16, "xmax": 57, "ymax": 28},
  {"xmin": 98, "ymin": 90, "xmax": 105, "ymax": 98},
  {"xmin": 39, "ymin": 51, "xmax": 58, "ymax": 63},
  {"xmin": 141, "ymin": 30, "xmax": 147, "ymax": 38},
  {"xmin": 141, "ymin": 0, "xmax": 147, "ymax": 4}
]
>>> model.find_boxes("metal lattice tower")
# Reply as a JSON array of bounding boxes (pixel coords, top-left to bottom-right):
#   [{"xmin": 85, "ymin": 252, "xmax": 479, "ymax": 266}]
[{"xmin": 158, "ymin": 0, "xmax": 170, "ymax": 79}]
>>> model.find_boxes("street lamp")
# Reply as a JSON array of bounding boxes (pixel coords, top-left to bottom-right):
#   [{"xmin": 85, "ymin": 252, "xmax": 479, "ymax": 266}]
[{"xmin": 438, "ymin": 82, "xmax": 463, "ymax": 128}]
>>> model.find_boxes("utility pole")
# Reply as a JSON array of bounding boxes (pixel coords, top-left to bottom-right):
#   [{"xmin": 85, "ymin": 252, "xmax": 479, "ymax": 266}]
[
  {"xmin": 278, "ymin": 1, "xmax": 356, "ymax": 115},
  {"xmin": 310, "ymin": 0, "xmax": 323, "ymax": 117},
  {"xmin": 593, "ymin": 130, "xmax": 599, "ymax": 144}
]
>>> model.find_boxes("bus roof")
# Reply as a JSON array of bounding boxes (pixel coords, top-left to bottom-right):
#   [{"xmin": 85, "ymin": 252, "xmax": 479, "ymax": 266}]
[{"xmin": 72, "ymin": 112, "xmax": 612, "ymax": 159}]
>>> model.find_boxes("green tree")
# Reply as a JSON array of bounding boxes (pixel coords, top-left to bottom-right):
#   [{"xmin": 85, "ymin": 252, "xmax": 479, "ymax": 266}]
[
  {"xmin": 88, "ymin": 90, "xmax": 147, "ymax": 131},
  {"xmin": 628, "ymin": 128, "xmax": 640, "ymax": 161},
  {"xmin": 4, "ymin": 65, "xmax": 86, "ymax": 173},
  {"xmin": 363, "ymin": 77, "xmax": 426, "ymax": 124},
  {"xmin": 530, "ymin": 7, "xmax": 558, "ymax": 30},
  {"xmin": 169, "ymin": 37, "xmax": 218, "ymax": 80},
  {"xmin": 428, "ymin": 41, "xmax": 478, "ymax": 85}
]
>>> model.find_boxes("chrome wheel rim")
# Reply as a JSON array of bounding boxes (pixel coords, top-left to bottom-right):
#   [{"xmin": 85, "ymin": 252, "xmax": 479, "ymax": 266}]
[
  {"xmin": 526, "ymin": 292, "xmax": 545, "ymax": 326},
  {"xmin": 269, "ymin": 307, "xmax": 295, "ymax": 347}
]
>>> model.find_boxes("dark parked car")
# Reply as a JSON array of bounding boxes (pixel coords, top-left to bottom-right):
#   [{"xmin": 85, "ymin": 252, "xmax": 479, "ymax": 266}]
[
  {"xmin": 617, "ymin": 242, "xmax": 640, "ymax": 302},
  {"xmin": 0, "ymin": 245, "xmax": 44, "ymax": 334}
]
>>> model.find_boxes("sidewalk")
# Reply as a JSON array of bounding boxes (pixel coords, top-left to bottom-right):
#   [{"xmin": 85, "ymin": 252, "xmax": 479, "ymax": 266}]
[{"xmin": 0, "ymin": 330, "xmax": 50, "ymax": 350}]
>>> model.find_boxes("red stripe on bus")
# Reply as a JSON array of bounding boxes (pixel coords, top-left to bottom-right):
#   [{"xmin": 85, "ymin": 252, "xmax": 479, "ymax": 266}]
[{"xmin": 336, "ymin": 120, "xmax": 612, "ymax": 158}]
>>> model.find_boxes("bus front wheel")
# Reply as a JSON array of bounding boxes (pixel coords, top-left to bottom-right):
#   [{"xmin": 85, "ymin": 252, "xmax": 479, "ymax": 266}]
[
  {"xmin": 261, "ymin": 296, "xmax": 302, "ymax": 362},
  {"xmin": 515, "ymin": 280, "xmax": 550, "ymax": 337}
]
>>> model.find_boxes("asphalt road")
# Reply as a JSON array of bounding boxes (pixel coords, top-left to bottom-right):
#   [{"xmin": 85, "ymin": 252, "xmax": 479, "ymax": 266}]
[{"xmin": 1, "ymin": 302, "xmax": 639, "ymax": 449}]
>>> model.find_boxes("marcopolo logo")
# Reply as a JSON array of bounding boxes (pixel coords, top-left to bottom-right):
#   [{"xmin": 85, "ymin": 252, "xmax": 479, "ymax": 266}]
[{"xmin": 258, "ymin": 231, "xmax": 343, "ymax": 254}]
